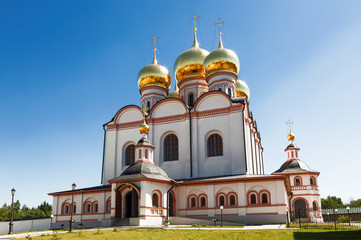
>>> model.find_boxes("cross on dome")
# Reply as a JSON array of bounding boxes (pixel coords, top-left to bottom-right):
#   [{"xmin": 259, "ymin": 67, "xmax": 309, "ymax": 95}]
[
  {"xmin": 214, "ymin": 18, "xmax": 224, "ymax": 36},
  {"xmin": 150, "ymin": 35, "xmax": 159, "ymax": 64},
  {"xmin": 189, "ymin": 13, "xmax": 200, "ymax": 31},
  {"xmin": 286, "ymin": 119, "xmax": 295, "ymax": 142},
  {"xmin": 286, "ymin": 119, "xmax": 293, "ymax": 131}
]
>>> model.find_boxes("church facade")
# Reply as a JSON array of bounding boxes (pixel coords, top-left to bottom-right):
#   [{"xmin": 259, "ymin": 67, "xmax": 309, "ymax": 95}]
[{"xmin": 49, "ymin": 20, "xmax": 322, "ymax": 228}]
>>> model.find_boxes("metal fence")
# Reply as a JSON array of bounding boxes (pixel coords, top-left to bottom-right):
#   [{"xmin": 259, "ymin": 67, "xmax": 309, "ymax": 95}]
[{"xmin": 288, "ymin": 207, "xmax": 361, "ymax": 230}]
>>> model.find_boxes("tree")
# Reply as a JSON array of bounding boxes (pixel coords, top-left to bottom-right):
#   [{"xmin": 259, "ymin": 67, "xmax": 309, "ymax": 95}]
[
  {"xmin": 321, "ymin": 196, "xmax": 344, "ymax": 209},
  {"xmin": 0, "ymin": 201, "xmax": 52, "ymax": 220},
  {"xmin": 349, "ymin": 199, "xmax": 361, "ymax": 208}
]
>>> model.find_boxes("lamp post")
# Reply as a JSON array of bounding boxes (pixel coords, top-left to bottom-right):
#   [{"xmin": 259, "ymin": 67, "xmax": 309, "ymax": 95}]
[
  {"xmin": 346, "ymin": 206, "xmax": 350, "ymax": 226},
  {"xmin": 69, "ymin": 183, "xmax": 76, "ymax": 232},
  {"xmin": 50, "ymin": 214, "xmax": 54, "ymax": 230},
  {"xmin": 333, "ymin": 208, "xmax": 338, "ymax": 230},
  {"xmin": 8, "ymin": 188, "xmax": 16, "ymax": 234},
  {"xmin": 220, "ymin": 206, "xmax": 224, "ymax": 227}
]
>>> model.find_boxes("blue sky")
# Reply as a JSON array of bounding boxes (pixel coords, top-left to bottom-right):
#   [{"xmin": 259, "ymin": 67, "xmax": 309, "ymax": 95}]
[{"xmin": 1, "ymin": 0, "xmax": 360, "ymax": 207}]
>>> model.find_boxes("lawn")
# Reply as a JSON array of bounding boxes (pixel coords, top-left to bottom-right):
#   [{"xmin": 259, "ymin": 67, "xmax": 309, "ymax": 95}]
[{"xmin": 20, "ymin": 228, "xmax": 361, "ymax": 240}]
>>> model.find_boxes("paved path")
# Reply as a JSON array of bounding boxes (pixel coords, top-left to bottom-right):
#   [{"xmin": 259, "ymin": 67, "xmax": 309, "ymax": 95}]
[{"xmin": 0, "ymin": 224, "xmax": 287, "ymax": 239}]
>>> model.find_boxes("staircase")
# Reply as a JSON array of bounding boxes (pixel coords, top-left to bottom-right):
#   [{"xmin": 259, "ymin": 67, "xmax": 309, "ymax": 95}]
[{"xmin": 113, "ymin": 218, "xmax": 130, "ymax": 226}]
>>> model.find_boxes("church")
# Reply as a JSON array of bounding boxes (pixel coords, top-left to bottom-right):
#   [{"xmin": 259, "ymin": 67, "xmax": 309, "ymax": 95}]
[{"xmin": 48, "ymin": 17, "xmax": 322, "ymax": 228}]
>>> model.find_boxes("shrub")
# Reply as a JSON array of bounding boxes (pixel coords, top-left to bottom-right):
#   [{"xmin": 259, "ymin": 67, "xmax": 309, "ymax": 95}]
[{"xmin": 338, "ymin": 215, "xmax": 350, "ymax": 223}]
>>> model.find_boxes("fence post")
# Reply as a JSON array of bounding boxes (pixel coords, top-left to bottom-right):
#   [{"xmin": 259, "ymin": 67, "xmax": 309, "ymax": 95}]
[{"xmin": 298, "ymin": 209, "xmax": 301, "ymax": 229}]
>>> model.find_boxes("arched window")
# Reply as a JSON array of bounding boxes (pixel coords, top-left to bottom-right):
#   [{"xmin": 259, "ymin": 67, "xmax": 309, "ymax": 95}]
[
  {"xmin": 85, "ymin": 203, "xmax": 91, "ymax": 213},
  {"xmin": 250, "ymin": 194, "xmax": 257, "ymax": 204},
  {"xmin": 93, "ymin": 202, "xmax": 98, "ymax": 213},
  {"xmin": 310, "ymin": 177, "xmax": 316, "ymax": 186},
  {"xmin": 125, "ymin": 144, "xmax": 135, "ymax": 166},
  {"xmin": 147, "ymin": 101, "xmax": 150, "ymax": 110},
  {"xmin": 106, "ymin": 199, "xmax": 111, "ymax": 213},
  {"xmin": 219, "ymin": 195, "xmax": 225, "ymax": 207},
  {"xmin": 145, "ymin": 149, "xmax": 148, "ymax": 159},
  {"xmin": 188, "ymin": 93, "xmax": 194, "ymax": 107},
  {"xmin": 63, "ymin": 204, "xmax": 69, "ymax": 215},
  {"xmin": 152, "ymin": 193, "xmax": 159, "ymax": 207},
  {"xmin": 72, "ymin": 204, "xmax": 76, "ymax": 214},
  {"xmin": 200, "ymin": 196, "xmax": 206, "ymax": 208},
  {"xmin": 227, "ymin": 88, "xmax": 232, "ymax": 97},
  {"xmin": 295, "ymin": 178, "xmax": 301, "ymax": 186},
  {"xmin": 313, "ymin": 201, "xmax": 317, "ymax": 211},
  {"xmin": 207, "ymin": 134, "xmax": 223, "ymax": 157},
  {"xmin": 229, "ymin": 195, "xmax": 236, "ymax": 206},
  {"xmin": 261, "ymin": 193, "xmax": 269, "ymax": 204},
  {"xmin": 190, "ymin": 197, "xmax": 196, "ymax": 208},
  {"xmin": 164, "ymin": 134, "xmax": 178, "ymax": 161}
]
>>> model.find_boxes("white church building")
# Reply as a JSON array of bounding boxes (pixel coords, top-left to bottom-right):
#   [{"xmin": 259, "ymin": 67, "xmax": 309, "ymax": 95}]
[{"xmin": 49, "ymin": 19, "xmax": 322, "ymax": 228}]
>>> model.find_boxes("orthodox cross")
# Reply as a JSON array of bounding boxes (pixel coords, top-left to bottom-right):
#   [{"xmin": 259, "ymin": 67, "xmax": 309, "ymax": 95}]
[
  {"xmin": 286, "ymin": 119, "xmax": 293, "ymax": 131},
  {"xmin": 151, "ymin": 35, "xmax": 159, "ymax": 51},
  {"xmin": 141, "ymin": 105, "xmax": 149, "ymax": 117},
  {"xmin": 214, "ymin": 18, "xmax": 224, "ymax": 35},
  {"xmin": 189, "ymin": 13, "xmax": 200, "ymax": 30}
]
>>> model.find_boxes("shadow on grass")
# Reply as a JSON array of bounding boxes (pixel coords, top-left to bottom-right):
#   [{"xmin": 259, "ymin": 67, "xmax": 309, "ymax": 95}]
[{"xmin": 294, "ymin": 230, "xmax": 361, "ymax": 240}]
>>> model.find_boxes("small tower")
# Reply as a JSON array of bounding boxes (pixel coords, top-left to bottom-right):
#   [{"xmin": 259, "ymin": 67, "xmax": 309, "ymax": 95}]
[
  {"xmin": 174, "ymin": 13, "xmax": 209, "ymax": 107},
  {"xmin": 137, "ymin": 35, "xmax": 171, "ymax": 110},
  {"xmin": 203, "ymin": 19, "xmax": 240, "ymax": 98},
  {"xmin": 273, "ymin": 121, "xmax": 323, "ymax": 223},
  {"xmin": 135, "ymin": 112, "xmax": 155, "ymax": 163}
]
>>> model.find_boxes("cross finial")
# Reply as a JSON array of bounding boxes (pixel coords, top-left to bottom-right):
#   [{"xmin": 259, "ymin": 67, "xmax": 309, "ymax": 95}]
[
  {"xmin": 286, "ymin": 119, "xmax": 293, "ymax": 131},
  {"xmin": 141, "ymin": 105, "xmax": 149, "ymax": 116},
  {"xmin": 189, "ymin": 13, "xmax": 200, "ymax": 31},
  {"xmin": 150, "ymin": 35, "xmax": 159, "ymax": 64},
  {"xmin": 215, "ymin": 18, "xmax": 224, "ymax": 36}
]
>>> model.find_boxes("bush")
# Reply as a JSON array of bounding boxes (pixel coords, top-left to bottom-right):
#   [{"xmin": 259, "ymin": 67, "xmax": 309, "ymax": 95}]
[{"xmin": 338, "ymin": 215, "xmax": 350, "ymax": 223}]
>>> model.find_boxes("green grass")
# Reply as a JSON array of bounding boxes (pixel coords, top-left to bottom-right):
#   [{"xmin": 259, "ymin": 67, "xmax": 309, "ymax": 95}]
[{"xmin": 17, "ymin": 228, "xmax": 361, "ymax": 240}]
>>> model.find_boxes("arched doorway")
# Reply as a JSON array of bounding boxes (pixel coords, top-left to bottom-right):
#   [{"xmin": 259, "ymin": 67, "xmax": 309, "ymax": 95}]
[
  {"xmin": 125, "ymin": 189, "xmax": 139, "ymax": 218},
  {"xmin": 294, "ymin": 199, "xmax": 307, "ymax": 218},
  {"xmin": 169, "ymin": 192, "xmax": 174, "ymax": 217}
]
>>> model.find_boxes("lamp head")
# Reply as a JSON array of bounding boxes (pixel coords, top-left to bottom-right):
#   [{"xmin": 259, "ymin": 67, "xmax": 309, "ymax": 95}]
[
  {"xmin": 346, "ymin": 206, "xmax": 350, "ymax": 210},
  {"xmin": 11, "ymin": 188, "xmax": 15, "ymax": 196},
  {"xmin": 220, "ymin": 206, "xmax": 224, "ymax": 210},
  {"xmin": 71, "ymin": 183, "xmax": 76, "ymax": 191}
]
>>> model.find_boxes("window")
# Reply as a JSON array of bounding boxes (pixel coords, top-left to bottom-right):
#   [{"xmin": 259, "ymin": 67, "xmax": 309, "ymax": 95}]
[
  {"xmin": 85, "ymin": 203, "xmax": 91, "ymax": 213},
  {"xmin": 188, "ymin": 93, "xmax": 194, "ymax": 107},
  {"xmin": 152, "ymin": 193, "xmax": 159, "ymax": 207},
  {"xmin": 139, "ymin": 149, "xmax": 142, "ymax": 158},
  {"xmin": 190, "ymin": 197, "xmax": 196, "ymax": 208},
  {"xmin": 313, "ymin": 201, "xmax": 317, "ymax": 211},
  {"xmin": 261, "ymin": 193, "xmax": 268, "ymax": 204},
  {"xmin": 147, "ymin": 101, "xmax": 150, "ymax": 110},
  {"xmin": 207, "ymin": 134, "xmax": 223, "ymax": 157},
  {"xmin": 72, "ymin": 204, "xmax": 76, "ymax": 214},
  {"xmin": 227, "ymin": 88, "xmax": 231, "ymax": 97},
  {"xmin": 125, "ymin": 144, "xmax": 135, "ymax": 166},
  {"xmin": 93, "ymin": 202, "xmax": 98, "ymax": 213},
  {"xmin": 164, "ymin": 134, "xmax": 178, "ymax": 161},
  {"xmin": 200, "ymin": 196, "xmax": 206, "ymax": 208},
  {"xmin": 219, "ymin": 195, "xmax": 225, "ymax": 207},
  {"xmin": 145, "ymin": 149, "xmax": 148, "ymax": 159},
  {"xmin": 250, "ymin": 194, "xmax": 257, "ymax": 204},
  {"xmin": 106, "ymin": 200, "xmax": 111, "ymax": 213},
  {"xmin": 64, "ymin": 204, "xmax": 69, "ymax": 214},
  {"xmin": 218, "ymin": 88, "xmax": 222, "ymax": 91},
  {"xmin": 295, "ymin": 178, "xmax": 301, "ymax": 186},
  {"xmin": 229, "ymin": 195, "xmax": 236, "ymax": 206},
  {"xmin": 310, "ymin": 177, "xmax": 316, "ymax": 186}
]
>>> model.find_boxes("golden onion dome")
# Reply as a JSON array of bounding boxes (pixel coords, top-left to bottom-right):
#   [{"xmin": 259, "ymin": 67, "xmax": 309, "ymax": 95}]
[
  {"xmin": 287, "ymin": 132, "xmax": 295, "ymax": 141},
  {"xmin": 137, "ymin": 49, "xmax": 171, "ymax": 91},
  {"xmin": 236, "ymin": 79, "xmax": 250, "ymax": 99},
  {"xmin": 139, "ymin": 119, "xmax": 150, "ymax": 134},
  {"xmin": 174, "ymin": 29, "xmax": 209, "ymax": 82},
  {"xmin": 167, "ymin": 83, "xmax": 179, "ymax": 98},
  {"xmin": 203, "ymin": 34, "xmax": 240, "ymax": 77}
]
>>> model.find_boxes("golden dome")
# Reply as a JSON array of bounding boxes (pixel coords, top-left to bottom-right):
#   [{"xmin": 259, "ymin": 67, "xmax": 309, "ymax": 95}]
[
  {"xmin": 174, "ymin": 30, "xmax": 209, "ymax": 82},
  {"xmin": 137, "ymin": 49, "xmax": 171, "ymax": 91},
  {"xmin": 203, "ymin": 34, "xmax": 240, "ymax": 77},
  {"xmin": 287, "ymin": 132, "xmax": 295, "ymax": 141},
  {"xmin": 236, "ymin": 79, "xmax": 250, "ymax": 99},
  {"xmin": 139, "ymin": 119, "xmax": 150, "ymax": 134},
  {"xmin": 167, "ymin": 83, "xmax": 179, "ymax": 98}
]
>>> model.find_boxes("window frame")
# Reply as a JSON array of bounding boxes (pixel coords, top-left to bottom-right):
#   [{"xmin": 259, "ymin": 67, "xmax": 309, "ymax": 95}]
[
  {"xmin": 207, "ymin": 133, "xmax": 223, "ymax": 157},
  {"xmin": 125, "ymin": 144, "xmax": 135, "ymax": 166},
  {"xmin": 163, "ymin": 134, "xmax": 179, "ymax": 162}
]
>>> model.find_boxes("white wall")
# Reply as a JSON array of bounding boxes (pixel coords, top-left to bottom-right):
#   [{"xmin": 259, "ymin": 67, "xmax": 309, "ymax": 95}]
[{"xmin": 0, "ymin": 218, "xmax": 51, "ymax": 234}]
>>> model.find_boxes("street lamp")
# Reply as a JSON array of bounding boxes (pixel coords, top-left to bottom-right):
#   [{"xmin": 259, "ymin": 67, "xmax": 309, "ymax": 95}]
[
  {"xmin": 69, "ymin": 183, "xmax": 76, "ymax": 232},
  {"xmin": 8, "ymin": 188, "xmax": 16, "ymax": 234},
  {"xmin": 220, "ymin": 206, "xmax": 224, "ymax": 227},
  {"xmin": 346, "ymin": 206, "xmax": 350, "ymax": 226},
  {"xmin": 50, "ymin": 214, "xmax": 54, "ymax": 230}
]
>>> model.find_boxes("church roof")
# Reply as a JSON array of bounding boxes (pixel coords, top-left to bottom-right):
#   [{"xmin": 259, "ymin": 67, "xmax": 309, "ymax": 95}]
[
  {"xmin": 273, "ymin": 159, "xmax": 318, "ymax": 174},
  {"xmin": 48, "ymin": 185, "xmax": 111, "ymax": 196},
  {"xmin": 109, "ymin": 162, "xmax": 172, "ymax": 182}
]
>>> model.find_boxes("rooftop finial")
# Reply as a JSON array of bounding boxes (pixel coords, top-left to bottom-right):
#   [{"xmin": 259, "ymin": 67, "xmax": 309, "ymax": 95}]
[
  {"xmin": 189, "ymin": 13, "xmax": 200, "ymax": 48},
  {"xmin": 139, "ymin": 105, "xmax": 150, "ymax": 134},
  {"xmin": 286, "ymin": 119, "xmax": 295, "ymax": 142},
  {"xmin": 150, "ymin": 35, "xmax": 159, "ymax": 64},
  {"xmin": 214, "ymin": 18, "xmax": 224, "ymax": 49}
]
